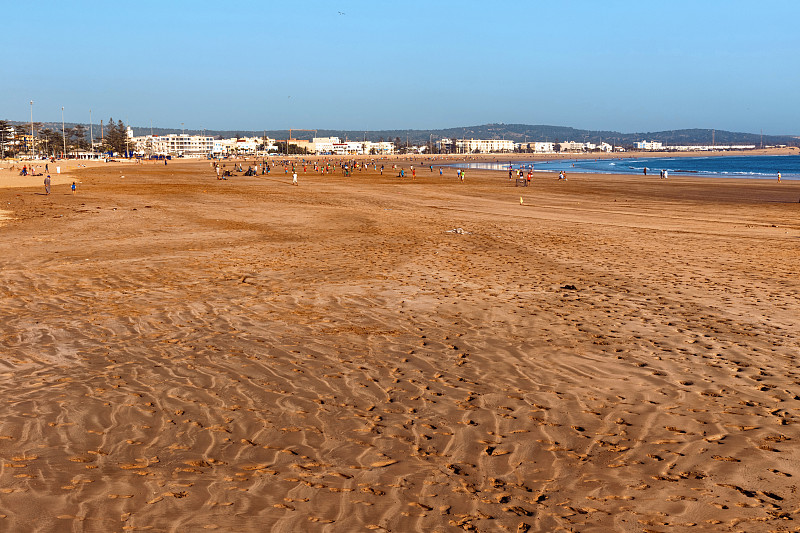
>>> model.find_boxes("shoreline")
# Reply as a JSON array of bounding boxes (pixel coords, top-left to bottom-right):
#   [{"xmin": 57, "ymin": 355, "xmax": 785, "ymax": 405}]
[
  {"xmin": 446, "ymin": 155, "xmax": 799, "ymax": 180},
  {"xmin": 0, "ymin": 147, "xmax": 796, "ymax": 190}
]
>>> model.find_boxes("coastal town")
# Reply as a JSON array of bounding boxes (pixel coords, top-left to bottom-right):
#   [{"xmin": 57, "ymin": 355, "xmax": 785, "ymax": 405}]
[{"xmin": 0, "ymin": 120, "xmax": 762, "ymax": 159}]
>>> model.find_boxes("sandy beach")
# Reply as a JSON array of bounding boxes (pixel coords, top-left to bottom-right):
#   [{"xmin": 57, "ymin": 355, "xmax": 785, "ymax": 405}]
[{"xmin": 0, "ymin": 157, "xmax": 799, "ymax": 532}]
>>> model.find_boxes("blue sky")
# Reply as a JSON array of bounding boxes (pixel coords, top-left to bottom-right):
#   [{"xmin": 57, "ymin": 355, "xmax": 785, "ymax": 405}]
[{"xmin": 3, "ymin": 0, "xmax": 798, "ymax": 134}]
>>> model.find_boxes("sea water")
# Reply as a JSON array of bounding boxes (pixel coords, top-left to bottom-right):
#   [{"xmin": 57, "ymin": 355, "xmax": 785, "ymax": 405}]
[{"xmin": 451, "ymin": 154, "xmax": 800, "ymax": 179}]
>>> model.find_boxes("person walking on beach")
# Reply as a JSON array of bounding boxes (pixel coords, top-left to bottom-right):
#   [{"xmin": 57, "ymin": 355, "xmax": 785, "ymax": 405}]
[
  {"xmin": 663, "ymin": 169, "xmax": 668, "ymax": 179},
  {"xmin": 44, "ymin": 175, "xmax": 51, "ymax": 195},
  {"xmin": 292, "ymin": 171, "xmax": 298, "ymax": 185},
  {"xmin": 778, "ymin": 172, "xmax": 782, "ymax": 183},
  {"xmin": 643, "ymin": 167, "xmax": 647, "ymax": 176},
  {"xmin": 71, "ymin": 182, "xmax": 76, "ymax": 195}
]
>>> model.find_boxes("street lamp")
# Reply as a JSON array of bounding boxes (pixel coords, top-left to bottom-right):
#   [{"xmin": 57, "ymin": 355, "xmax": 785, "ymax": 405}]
[
  {"xmin": 62, "ymin": 106, "xmax": 66, "ymax": 158},
  {"xmin": 30, "ymin": 100, "xmax": 34, "ymax": 158},
  {"xmin": 90, "ymin": 109, "xmax": 94, "ymax": 157}
]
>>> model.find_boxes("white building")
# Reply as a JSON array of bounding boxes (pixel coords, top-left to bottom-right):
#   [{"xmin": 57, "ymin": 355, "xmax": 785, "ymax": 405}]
[
  {"xmin": 331, "ymin": 141, "xmax": 366, "ymax": 155},
  {"xmin": 132, "ymin": 133, "xmax": 214, "ymax": 157},
  {"xmin": 531, "ymin": 141, "xmax": 554, "ymax": 153},
  {"xmin": 305, "ymin": 137, "xmax": 394, "ymax": 155},
  {"xmin": 515, "ymin": 141, "xmax": 555, "ymax": 153},
  {"xmin": 312, "ymin": 137, "xmax": 339, "ymax": 154},
  {"xmin": 558, "ymin": 141, "xmax": 586, "ymax": 152},
  {"xmin": 663, "ymin": 144, "xmax": 756, "ymax": 152},
  {"xmin": 363, "ymin": 141, "xmax": 394, "ymax": 155},
  {"xmin": 634, "ymin": 140, "xmax": 664, "ymax": 151},
  {"xmin": 210, "ymin": 137, "xmax": 263, "ymax": 156},
  {"xmin": 436, "ymin": 138, "xmax": 454, "ymax": 153},
  {"xmin": 455, "ymin": 138, "xmax": 515, "ymax": 154}
]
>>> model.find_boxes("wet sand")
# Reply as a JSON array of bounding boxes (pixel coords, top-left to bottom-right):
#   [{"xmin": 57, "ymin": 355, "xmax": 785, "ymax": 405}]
[{"xmin": 0, "ymin": 159, "xmax": 799, "ymax": 532}]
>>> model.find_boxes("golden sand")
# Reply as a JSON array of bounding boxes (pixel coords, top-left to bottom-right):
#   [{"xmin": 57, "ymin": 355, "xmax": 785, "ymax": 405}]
[{"xmin": 0, "ymin": 157, "xmax": 798, "ymax": 531}]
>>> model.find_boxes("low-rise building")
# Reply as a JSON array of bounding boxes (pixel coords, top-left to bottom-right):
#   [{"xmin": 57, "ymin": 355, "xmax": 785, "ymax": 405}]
[
  {"xmin": 515, "ymin": 141, "xmax": 555, "ymax": 153},
  {"xmin": 331, "ymin": 141, "xmax": 366, "ymax": 155},
  {"xmin": 132, "ymin": 133, "xmax": 214, "ymax": 157},
  {"xmin": 663, "ymin": 144, "xmax": 756, "ymax": 151},
  {"xmin": 455, "ymin": 138, "xmax": 514, "ymax": 154},
  {"xmin": 532, "ymin": 141, "xmax": 554, "ymax": 153},
  {"xmin": 558, "ymin": 141, "xmax": 585, "ymax": 152},
  {"xmin": 312, "ymin": 137, "xmax": 339, "ymax": 154},
  {"xmin": 211, "ymin": 137, "xmax": 263, "ymax": 156},
  {"xmin": 436, "ymin": 138, "xmax": 454, "ymax": 153},
  {"xmin": 363, "ymin": 141, "xmax": 394, "ymax": 154},
  {"xmin": 634, "ymin": 140, "xmax": 664, "ymax": 151}
]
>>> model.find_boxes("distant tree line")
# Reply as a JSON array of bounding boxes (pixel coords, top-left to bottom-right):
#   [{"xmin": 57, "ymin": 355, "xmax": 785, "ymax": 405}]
[
  {"xmin": 0, "ymin": 117, "xmax": 132, "ymax": 157},
  {"xmin": 102, "ymin": 118, "xmax": 129, "ymax": 155}
]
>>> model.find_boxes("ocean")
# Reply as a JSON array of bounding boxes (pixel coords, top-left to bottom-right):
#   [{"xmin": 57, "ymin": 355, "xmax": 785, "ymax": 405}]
[{"xmin": 450, "ymin": 154, "xmax": 800, "ymax": 180}]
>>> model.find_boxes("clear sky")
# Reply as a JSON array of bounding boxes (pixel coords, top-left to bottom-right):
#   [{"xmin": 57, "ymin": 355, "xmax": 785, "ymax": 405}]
[{"xmin": 3, "ymin": 0, "xmax": 798, "ymax": 135}]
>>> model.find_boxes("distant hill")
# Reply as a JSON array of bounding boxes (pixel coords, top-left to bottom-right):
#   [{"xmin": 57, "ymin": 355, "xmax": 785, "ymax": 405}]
[
  {"xmin": 5, "ymin": 120, "xmax": 798, "ymax": 148},
  {"xmin": 155, "ymin": 123, "xmax": 800, "ymax": 148}
]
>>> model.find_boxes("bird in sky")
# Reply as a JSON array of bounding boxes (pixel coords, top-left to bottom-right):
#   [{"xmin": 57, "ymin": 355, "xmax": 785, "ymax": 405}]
[{"xmin": 338, "ymin": 11, "xmax": 345, "ymax": 15}]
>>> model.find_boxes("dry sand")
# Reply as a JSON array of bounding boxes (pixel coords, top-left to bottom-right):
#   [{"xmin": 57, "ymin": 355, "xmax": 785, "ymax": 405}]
[
  {"xmin": 0, "ymin": 158, "xmax": 799, "ymax": 532},
  {"xmin": 0, "ymin": 159, "xmax": 132, "ymax": 190}
]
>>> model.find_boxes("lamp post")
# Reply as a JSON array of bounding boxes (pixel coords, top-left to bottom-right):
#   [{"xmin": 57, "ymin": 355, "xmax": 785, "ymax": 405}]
[
  {"xmin": 62, "ymin": 106, "xmax": 67, "ymax": 158},
  {"xmin": 30, "ymin": 100, "xmax": 34, "ymax": 158},
  {"xmin": 89, "ymin": 109, "xmax": 94, "ymax": 157}
]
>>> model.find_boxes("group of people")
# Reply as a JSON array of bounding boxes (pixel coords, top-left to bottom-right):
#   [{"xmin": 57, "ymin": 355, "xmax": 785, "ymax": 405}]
[
  {"xmin": 18, "ymin": 164, "xmax": 45, "ymax": 177},
  {"xmin": 212, "ymin": 159, "xmax": 304, "ymax": 185},
  {"xmin": 41, "ymin": 175, "xmax": 76, "ymax": 195}
]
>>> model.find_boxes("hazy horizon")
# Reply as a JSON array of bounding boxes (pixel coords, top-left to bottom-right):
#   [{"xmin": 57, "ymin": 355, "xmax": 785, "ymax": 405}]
[{"xmin": 3, "ymin": 120, "xmax": 797, "ymax": 140}]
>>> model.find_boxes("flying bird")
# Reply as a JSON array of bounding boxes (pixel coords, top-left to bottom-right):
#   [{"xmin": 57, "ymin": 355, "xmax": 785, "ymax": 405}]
[{"xmin": 338, "ymin": 11, "xmax": 345, "ymax": 15}]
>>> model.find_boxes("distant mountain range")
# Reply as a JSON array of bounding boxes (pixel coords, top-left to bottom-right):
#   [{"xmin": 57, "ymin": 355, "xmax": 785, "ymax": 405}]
[{"xmin": 6, "ymin": 120, "xmax": 799, "ymax": 147}]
